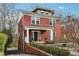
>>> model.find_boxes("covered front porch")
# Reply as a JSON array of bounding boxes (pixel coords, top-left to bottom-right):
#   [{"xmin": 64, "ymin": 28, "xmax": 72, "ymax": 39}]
[{"xmin": 24, "ymin": 26, "xmax": 54, "ymax": 43}]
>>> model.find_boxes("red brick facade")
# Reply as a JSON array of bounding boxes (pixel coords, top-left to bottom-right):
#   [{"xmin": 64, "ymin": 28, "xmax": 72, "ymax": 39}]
[{"xmin": 18, "ymin": 8, "xmax": 63, "ymax": 52}]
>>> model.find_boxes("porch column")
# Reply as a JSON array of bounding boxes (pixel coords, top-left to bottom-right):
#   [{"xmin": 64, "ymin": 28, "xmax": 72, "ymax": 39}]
[
  {"xmin": 50, "ymin": 30, "xmax": 53, "ymax": 41},
  {"xmin": 25, "ymin": 28, "xmax": 29, "ymax": 43}
]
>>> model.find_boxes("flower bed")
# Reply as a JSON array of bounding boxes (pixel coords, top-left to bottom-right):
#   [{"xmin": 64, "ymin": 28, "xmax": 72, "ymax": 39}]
[{"xmin": 31, "ymin": 43, "xmax": 70, "ymax": 56}]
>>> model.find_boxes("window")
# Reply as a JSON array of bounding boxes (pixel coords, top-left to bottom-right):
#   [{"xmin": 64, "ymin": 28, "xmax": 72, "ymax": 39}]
[
  {"xmin": 46, "ymin": 12, "xmax": 51, "ymax": 15},
  {"xmin": 31, "ymin": 16, "xmax": 40, "ymax": 25},
  {"xmin": 53, "ymin": 20, "xmax": 56, "ymax": 26},
  {"xmin": 46, "ymin": 12, "xmax": 49, "ymax": 14},
  {"xmin": 32, "ymin": 19, "xmax": 35, "ymax": 24},
  {"xmin": 36, "ymin": 20, "xmax": 40, "ymax": 24},
  {"xmin": 49, "ymin": 19, "xmax": 56, "ymax": 26},
  {"xmin": 50, "ymin": 20, "xmax": 52, "ymax": 25},
  {"xmin": 41, "ymin": 10, "xmax": 44, "ymax": 14},
  {"xmin": 53, "ymin": 32, "xmax": 56, "ymax": 39},
  {"xmin": 41, "ymin": 12, "xmax": 43, "ymax": 13}
]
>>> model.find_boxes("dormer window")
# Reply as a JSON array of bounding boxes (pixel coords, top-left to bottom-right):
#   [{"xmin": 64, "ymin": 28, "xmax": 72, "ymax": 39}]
[
  {"xmin": 41, "ymin": 11, "xmax": 43, "ymax": 13},
  {"xmin": 49, "ymin": 19, "xmax": 56, "ymax": 26},
  {"xmin": 31, "ymin": 16, "xmax": 40, "ymax": 25},
  {"xmin": 46, "ymin": 11, "xmax": 51, "ymax": 15},
  {"xmin": 48, "ymin": 13, "xmax": 51, "ymax": 15},
  {"xmin": 46, "ymin": 12, "xmax": 49, "ymax": 14},
  {"xmin": 41, "ymin": 10, "xmax": 44, "ymax": 14}
]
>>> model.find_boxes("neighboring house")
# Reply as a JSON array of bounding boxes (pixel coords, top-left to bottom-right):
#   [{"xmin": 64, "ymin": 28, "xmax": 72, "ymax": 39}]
[
  {"xmin": 63, "ymin": 16, "xmax": 79, "ymax": 41},
  {"xmin": 18, "ymin": 8, "xmax": 63, "ymax": 47}
]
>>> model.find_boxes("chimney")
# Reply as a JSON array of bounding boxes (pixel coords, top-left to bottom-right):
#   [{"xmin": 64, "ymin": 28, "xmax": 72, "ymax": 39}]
[{"xmin": 67, "ymin": 16, "xmax": 73, "ymax": 23}]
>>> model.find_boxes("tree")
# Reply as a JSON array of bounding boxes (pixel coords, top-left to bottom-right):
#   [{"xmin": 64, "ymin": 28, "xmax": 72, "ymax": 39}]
[
  {"xmin": 0, "ymin": 3, "xmax": 19, "ymax": 35},
  {"xmin": 0, "ymin": 4, "xmax": 19, "ymax": 48}
]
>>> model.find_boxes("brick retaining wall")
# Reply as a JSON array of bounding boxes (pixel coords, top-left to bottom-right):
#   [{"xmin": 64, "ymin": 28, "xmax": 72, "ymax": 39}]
[{"xmin": 24, "ymin": 44, "xmax": 52, "ymax": 56}]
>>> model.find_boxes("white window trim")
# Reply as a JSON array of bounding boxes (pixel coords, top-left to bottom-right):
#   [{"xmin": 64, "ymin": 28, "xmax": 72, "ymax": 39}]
[
  {"xmin": 53, "ymin": 20, "xmax": 56, "ymax": 26},
  {"xmin": 49, "ymin": 19, "xmax": 56, "ymax": 26},
  {"xmin": 50, "ymin": 30, "xmax": 53, "ymax": 41},
  {"xmin": 31, "ymin": 16, "xmax": 40, "ymax": 25}
]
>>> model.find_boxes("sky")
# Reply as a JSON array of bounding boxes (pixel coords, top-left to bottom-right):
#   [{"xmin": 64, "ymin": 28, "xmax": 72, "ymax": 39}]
[{"xmin": 15, "ymin": 3, "xmax": 79, "ymax": 17}]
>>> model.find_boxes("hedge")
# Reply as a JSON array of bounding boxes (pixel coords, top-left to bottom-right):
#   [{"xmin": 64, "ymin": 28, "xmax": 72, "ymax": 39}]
[
  {"xmin": 45, "ymin": 40, "xmax": 55, "ymax": 44},
  {"xmin": 0, "ymin": 33, "xmax": 8, "ymax": 52},
  {"xmin": 31, "ymin": 43, "xmax": 70, "ymax": 56}
]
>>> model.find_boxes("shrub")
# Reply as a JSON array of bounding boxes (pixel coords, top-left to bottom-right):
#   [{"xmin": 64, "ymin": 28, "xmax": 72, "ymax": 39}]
[
  {"xmin": 0, "ymin": 33, "xmax": 8, "ymax": 52},
  {"xmin": 8, "ymin": 35, "xmax": 18, "ymax": 48},
  {"xmin": 31, "ymin": 43, "xmax": 70, "ymax": 56},
  {"xmin": 76, "ymin": 48, "xmax": 79, "ymax": 52},
  {"xmin": 30, "ymin": 38, "xmax": 34, "ymax": 42},
  {"xmin": 61, "ymin": 38, "xmax": 67, "ymax": 43},
  {"xmin": 45, "ymin": 40, "xmax": 55, "ymax": 44},
  {"xmin": 56, "ymin": 48, "xmax": 70, "ymax": 56},
  {"xmin": 2, "ymin": 29, "xmax": 13, "ymax": 47},
  {"xmin": 47, "ymin": 45, "xmax": 70, "ymax": 56},
  {"xmin": 62, "ymin": 43, "xmax": 67, "ymax": 47}
]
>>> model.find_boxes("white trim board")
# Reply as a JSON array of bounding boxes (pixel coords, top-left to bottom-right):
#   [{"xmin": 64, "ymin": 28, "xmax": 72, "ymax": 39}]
[{"xmin": 25, "ymin": 26, "xmax": 53, "ymax": 31}]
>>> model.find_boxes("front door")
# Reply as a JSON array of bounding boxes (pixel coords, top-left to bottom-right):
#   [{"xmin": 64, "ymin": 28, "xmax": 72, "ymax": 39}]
[{"xmin": 34, "ymin": 32, "xmax": 38, "ymax": 41}]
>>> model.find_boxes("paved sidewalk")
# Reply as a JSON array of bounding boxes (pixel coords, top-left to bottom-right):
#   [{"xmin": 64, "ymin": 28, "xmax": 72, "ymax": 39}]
[
  {"xmin": 7, "ymin": 53, "xmax": 35, "ymax": 56},
  {"xmin": 7, "ymin": 47, "xmax": 18, "ymax": 51}
]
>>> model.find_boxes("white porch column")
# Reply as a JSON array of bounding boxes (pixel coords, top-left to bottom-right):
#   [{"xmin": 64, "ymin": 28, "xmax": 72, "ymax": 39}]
[
  {"xmin": 50, "ymin": 30, "xmax": 53, "ymax": 41},
  {"xmin": 25, "ymin": 28, "xmax": 29, "ymax": 43}
]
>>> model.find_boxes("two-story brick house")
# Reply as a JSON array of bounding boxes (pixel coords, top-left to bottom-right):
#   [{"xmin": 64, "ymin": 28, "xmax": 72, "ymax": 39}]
[{"xmin": 18, "ymin": 8, "xmax": 63, "ymax": 51}]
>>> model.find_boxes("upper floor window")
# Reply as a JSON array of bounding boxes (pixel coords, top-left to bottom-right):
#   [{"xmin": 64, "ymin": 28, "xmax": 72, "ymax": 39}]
[
  {"xmin": 49, "ymin": 19, "xmax": 56, "ymax": 26},
  {"xmin": 31, "ymin": 16, "xmax": 40, "ymax": 25}
]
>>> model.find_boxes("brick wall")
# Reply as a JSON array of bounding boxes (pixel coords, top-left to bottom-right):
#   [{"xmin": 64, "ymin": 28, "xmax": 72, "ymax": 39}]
[{"xmin": 24, "ymin": 44, "xmax": 52, "ymax": 56}]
